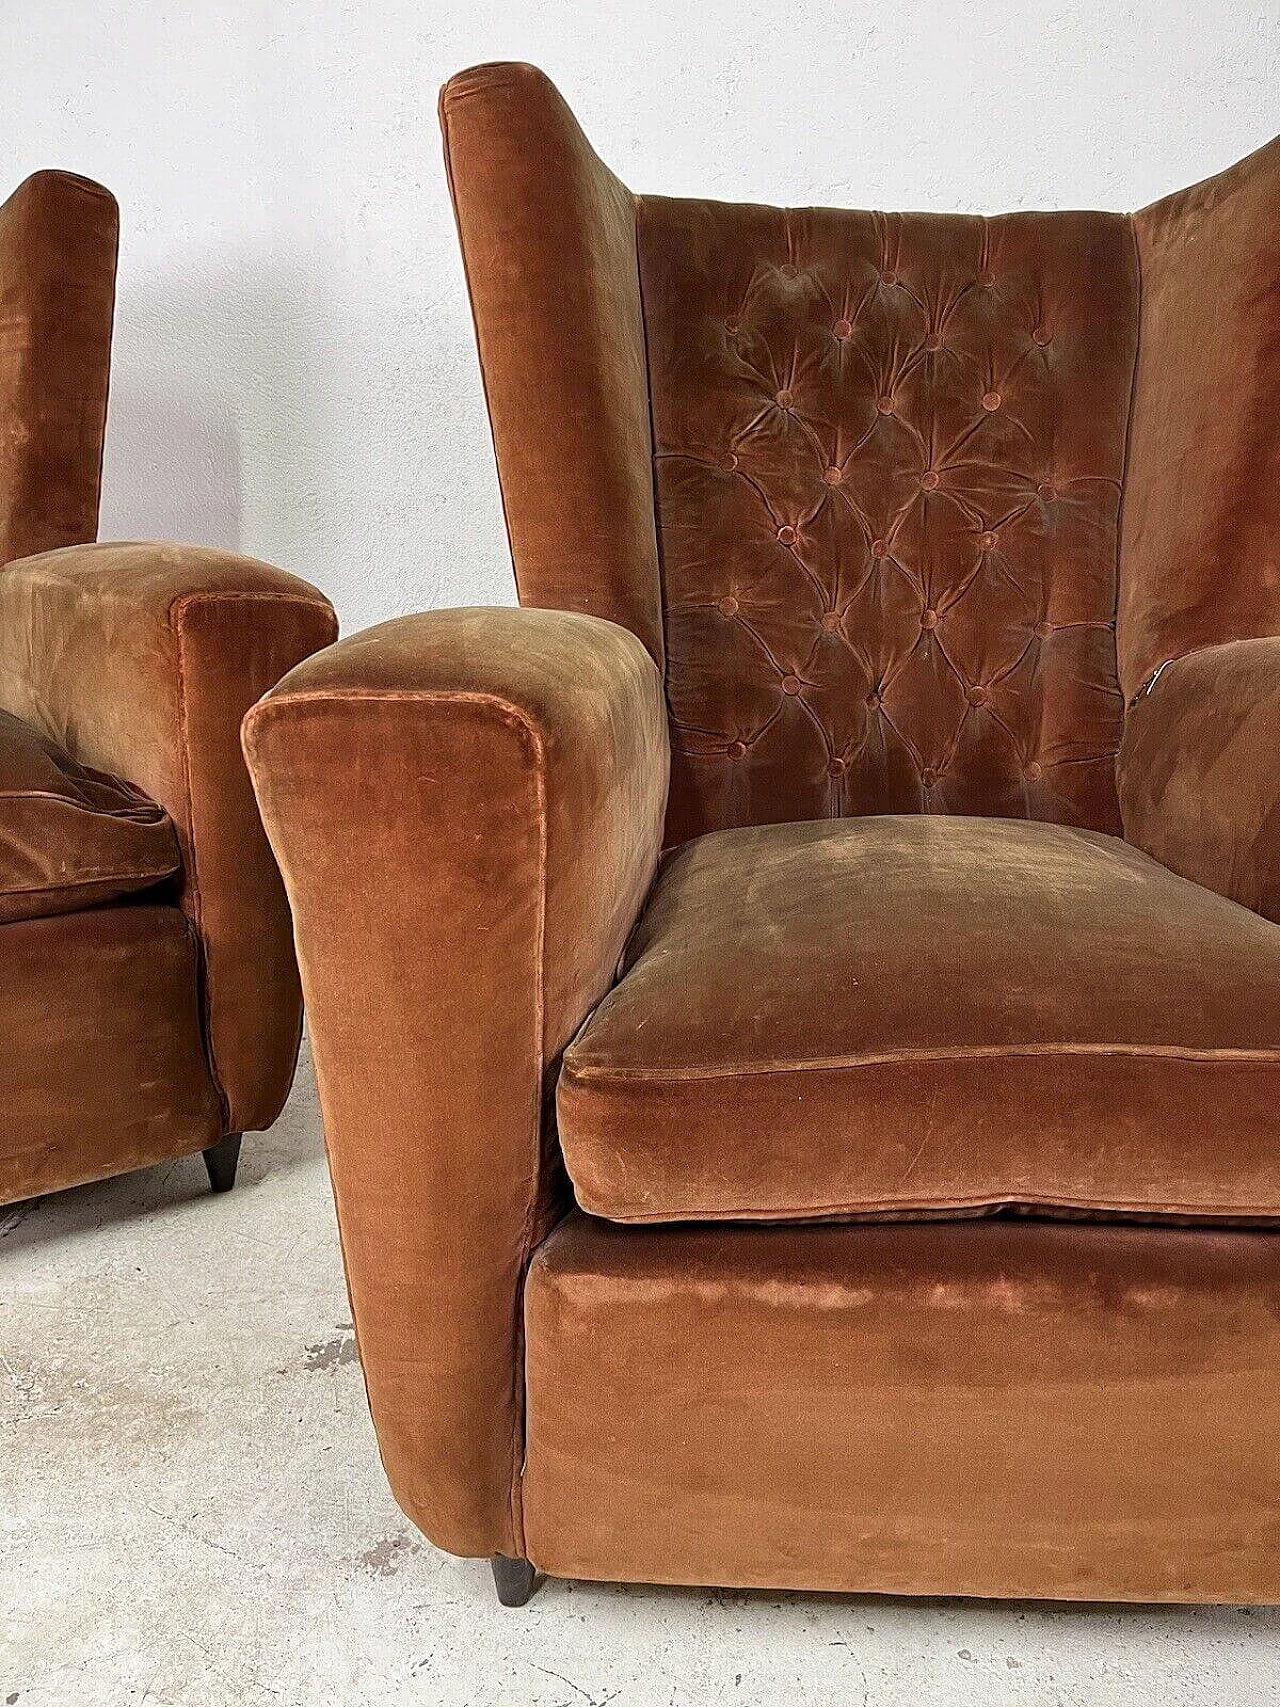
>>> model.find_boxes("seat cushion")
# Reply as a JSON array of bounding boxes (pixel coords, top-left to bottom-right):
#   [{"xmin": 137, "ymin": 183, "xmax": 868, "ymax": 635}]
[
  {"xmin": 0, "ymin": 708, "xmax": 179, "ymax": 924},
  {"xmin": 558, "ymin": 815, "xmax": 1280, "ymax": 1224}
]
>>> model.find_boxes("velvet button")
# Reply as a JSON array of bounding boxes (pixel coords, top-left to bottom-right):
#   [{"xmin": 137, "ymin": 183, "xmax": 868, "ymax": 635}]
[
  {"xmin": 781, "ymin": 674, "xmax": 803, "ymax": 695},
  {"xmin": 871, "ymin": 539, "xmax": 888, "ymax": 559},
  {"xmin": 1033, "ymin": 325, "xmax": 1052, "ymax": 346},
  {"xmin": 721, "ymin": 451, "xmax": 739, "ymax": 471},
  {"xmin": 978, "ymin": 270, "xmax": 995, "ymax": 287},
  {"xmin": 727, "ymin": 740, "xmax": 747, "ymax": 759},
  {"xmin": 921, "ymin": 607, "xmax": 938, "ymax": 630},
  {"xmin": 718, "ymin": 595, "xmax": 739, "ymax": 617},
  {"xmin": 922, "ymin": 767, "xmax": 938, "ymax": 788},
  {"xmin": 877, "ymin": 395, "xmax": 895, "ymax": 415},
  {"xmin": 777, "ymin": 524, "xmax": 797, "ymax": 544},
  {"xmin": 982, "ymin": 391, "xmax": 1001, "ymax": 411},
  {"xmin": 780, "ymin": 262, "xmax": 797, "ymax": 278},
  {"xmin": 921, "ymin": 470, "xmax": 940, "ymax": 491},
  {"xmin": 834, "ymin": 318, "xmax": 852, "ymax": 339},
  {"xmin": 1025, "ymin": 760, "xmax": 1043, "ymax": 781},
  {"xmin": 820, "ymin": 611, "xmax": 842, "ymax": 632},
  {"xmin": 725, "ymin": 315, "xmax": 740, "ymax": 333},
  {"xmin": 823, "ymin": 466, "xmax": 843, "ymax": 485},
  {"xmin": 967, "ymin": 685, "xmax": 989, "ymax": 706},
  {"xmin": 776, "ymin": 389, "xmax": 793, "ymax": 408},
  {"xmin": 826, "ymin": 757, "xmax": 846, "ymax": 777},
  {"xmin": 924, "ymin": 333, "xmax": 942, "ymax": 351},
  {"xmin": 1034, "ymin": 619, "xmax": 1053, "ymax": 639},
  {"xmin": 881, "ymin": 269, "xmax": 897, "ymax": 285},
  {"xmin": 1038, "ymin": 481, "xmax": 1056, "ymax": 500},
  {"xmin": 866, "ymin": 691, "xmax": 881, "ymax": 709},
  {"xmin": 979, "ymin": 531, "xmax": 998, "ymax": 550}
]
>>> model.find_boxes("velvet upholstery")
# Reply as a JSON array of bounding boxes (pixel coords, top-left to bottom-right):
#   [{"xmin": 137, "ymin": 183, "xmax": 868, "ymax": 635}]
[
  {"xmin": 0, "ymin": 906, "xmax": 222, "ymax": 1202},
  {"xmin": 639, "ymin": 199, "xmax": 1137, "ymax": 844},
  {"xmin": 1120, "ymin": 638, "xmax": 1280, "ymax": 923},
  {"xmin": 0, "ymin": 172, "xmax": 117, "ymax": 568},
  {"xmin": 243, "ymin": 62, "xmax": 1280, "ymax": 1603},
  {"xmin": 440, "ymin": 65, "xmax": 664, "ymax": 663},
  {"xmin": 0, "ymin": 168, "xmax": 338, "ymax": 1206},
  {"xmin": 1118, "ymin": 136, "xmax": 1280, "ymax": 700},
  {"xmin": 444, "ymin": 64, "xmax": 1138, "ymax": 846},
  {"xmin": 0, "ymin": 706, "xmax": 178, "ymax": 923},
  {"xmin": 561, "ymin": 814, "xmax": 1280, "ymax": 1224},
  {"xmin": 525, "ymin": 1214, "xmax": 1280, "ymax": 1602},
  {"xmin": 243, "ymin": 607, "xmax": 668, "ymax": 1559},
  {"xmin": 0, "ymin": 543, "xmax": 338, "ymax": 1137}
]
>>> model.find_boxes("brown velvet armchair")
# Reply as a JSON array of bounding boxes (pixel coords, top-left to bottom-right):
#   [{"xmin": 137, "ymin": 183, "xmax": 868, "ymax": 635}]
[
  {"xmin": 245, "ymin": 65, "xmax": 1280, "ymax": 1606},
  {"xmin": 0, "ymin": 170, "xmax": 336, "ymax": 1206}
]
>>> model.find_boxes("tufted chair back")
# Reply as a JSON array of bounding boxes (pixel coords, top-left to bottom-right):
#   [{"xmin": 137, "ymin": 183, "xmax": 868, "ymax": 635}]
[
  {"xmin": 638, "ymin": 201, "xmax": 1135, "ymax": 841},
  {"xmin": 441, "ymin": 64, "xmax": 1280, "ymax": 847}
]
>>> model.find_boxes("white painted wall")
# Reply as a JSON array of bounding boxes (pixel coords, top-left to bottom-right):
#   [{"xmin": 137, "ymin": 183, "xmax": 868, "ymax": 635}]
[{"xmin": 4, "ymin": 1, "xmax": 1277, "ymax": 636}]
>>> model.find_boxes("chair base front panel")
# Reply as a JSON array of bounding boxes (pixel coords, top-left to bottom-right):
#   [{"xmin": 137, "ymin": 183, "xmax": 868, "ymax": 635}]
[
  {"xmin": 0, "ymin": 905, "xmax": 224, "ymax": 1204},
  {"xmin": 523, "ymin": 1213, "xmax": 1280, "ymax": 1603}
]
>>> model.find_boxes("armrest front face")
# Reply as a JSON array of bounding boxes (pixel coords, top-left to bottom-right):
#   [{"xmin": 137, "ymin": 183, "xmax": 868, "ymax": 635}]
[
  {"xmin": 1119, "ymin": 637, "xmax": 1280, "ymax": 923},
  {"xmin": 0, "ymin": 541, "xmax": 338, "ymax": 1131},
  {"xmin": 243, "ymin": 606, "xmax": 669, "ymax": 1559}
]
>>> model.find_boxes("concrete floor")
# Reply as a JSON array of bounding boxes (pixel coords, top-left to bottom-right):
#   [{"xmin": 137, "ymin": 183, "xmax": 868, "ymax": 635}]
[{"xmin": 4, "ymin": 1048, "xmax": 1279, "ymax": 1707}]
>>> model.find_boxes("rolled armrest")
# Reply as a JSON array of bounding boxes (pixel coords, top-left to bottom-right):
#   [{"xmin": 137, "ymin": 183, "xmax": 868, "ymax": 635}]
[
  {"xmin": 0, "ymin": 541, "xmax": 338, "ymax": 1130},
  {"xmin": 242, "ymin": 605, "xmax": 669, "ymax": 1557},
  {"xmin": 1119, "ymin": 637, "xmax": 1280, "ymax": 922}
]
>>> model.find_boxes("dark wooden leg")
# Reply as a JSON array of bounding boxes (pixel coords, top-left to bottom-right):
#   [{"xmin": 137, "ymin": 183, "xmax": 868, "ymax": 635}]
[
  {"xmin": 202, "ymin": 1134, "xmax": 243, "ymax": 1193},
  {"xmin": 490, "ymin": 1554, "xmax": 537, "ymax": 1607}
]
